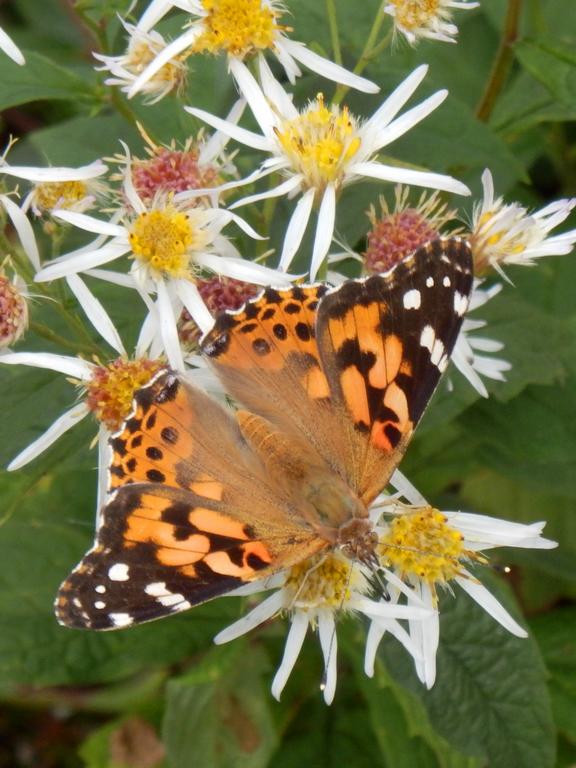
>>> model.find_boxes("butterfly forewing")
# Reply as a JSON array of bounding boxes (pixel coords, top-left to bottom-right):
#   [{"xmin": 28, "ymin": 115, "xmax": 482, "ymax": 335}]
[
  {"xmin": 315, "ymin": 238, "xmax": 473, "ymax": 503},
  {"xmin": 56, "ymin": 372, "xmax": 327, "ymax": 629}
]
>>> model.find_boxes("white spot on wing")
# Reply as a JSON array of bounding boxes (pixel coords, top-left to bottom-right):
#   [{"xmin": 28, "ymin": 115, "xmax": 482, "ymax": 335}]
[
  {"xmin": 95, "ymin": 601, "xmax": 106, "ymax": 609},
  {"xmin": 109, "ymin": 612, "xmax": 133, "ymax": 627},
  {"xmin": 108, "ymin": 563, "xmax": 130, "ymax": 582},
  {"xmin": 144, "ymin": 582, "xmax": 190, "ymax": 609},
  {"xmin": 403, "ymin": 289, "xmax": 421, "ymax": 309},
  {"xmin": 420, "ymin": 325, "xmax": 435, "ymax": 350},
  {"xmin": 426, "ymin": 276, "xmax": 434, "ymax": 287},
  {"xmin": 95, "ymin": 585, "xmax": 106, "ymax": 594},
  {"xmin": 443, "ymin": 276, "xmax": 451, "ymax": 287},
  {"xmin": 420, "ymin": 325, "xmax": 446, "ymax": 369},
  {"xmin": 454, "ymin": 291, "xmax": 468, "ymax": 316}
]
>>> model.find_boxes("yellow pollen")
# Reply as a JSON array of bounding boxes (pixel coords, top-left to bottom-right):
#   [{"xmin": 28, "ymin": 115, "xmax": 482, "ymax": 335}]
[
  {"xmin": 85, "ymin": 358, "xmax": 165, "ymax": 431},
  {"xmin": 128, "ymin": 207, "xmax": 197, "ymax": 277},
  {"xmin": 472, "ymin": 210, "xmax": 529, "ymax": 274},
  {"xmin": 32, "ymin": 181, "xmax": 88, "ymax": 212},
  {"xmin": 193, "ymin": 0, "xmax": 283, "ymax": 58},
  {"xmin": 285, "ymin": 553, "xmax": 357, "ymax": 609},
  {"xmin": 275, "ymin": 94, "xmax": 361, "ymax": 192},
  {"xmin": 379, "ymin": 507, "xmax": 466, "ymax": 585},
  {"xmin": 391, "ymin": 0, "xmax": 442, "ymax": 29}
]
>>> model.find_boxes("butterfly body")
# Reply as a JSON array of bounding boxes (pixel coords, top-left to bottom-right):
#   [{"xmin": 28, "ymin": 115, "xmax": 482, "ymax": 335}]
[{"xmin": 56, "ymin": 238, "xmax": 473, "ymax": 631}]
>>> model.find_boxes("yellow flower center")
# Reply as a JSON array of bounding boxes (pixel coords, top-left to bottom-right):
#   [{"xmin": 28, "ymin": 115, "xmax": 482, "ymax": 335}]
[
  {"xmin": 379, "ymin": 507, "xmax": 466, "ymax": 584},
  {"xmin": 472, "ymin": 209, "xmax": 529, "ymax": 274},
  {"xmin": 128, "ymin": 39, "xmax": 187, "ymax": 91},
  {"xmin": 275, "ymin": 95, "xmax": 362, "ymax": 192},
  {"xmin": 193, "ymin": 0, "xmax": 282, "ymax": 58},
  {"xmin": 32, "ymin": 181, "xmax": 88, "ymax": 213},
  {"xmin": 285, "ymin": 552, "xmax": 360, "ymax": 610},
  {"xmin": 128, "ymin": 207, "xmax": 202, "ymax": 277},
  {"xmin": 390, "ymin": 0, "xmax": 443, "ymax": 29},
  {"xmin": 85, "ymin": 358, "xmax": 165, "ymax": 431}
]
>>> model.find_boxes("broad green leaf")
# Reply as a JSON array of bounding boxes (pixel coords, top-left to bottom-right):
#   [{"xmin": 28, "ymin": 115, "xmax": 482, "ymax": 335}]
[
  {"xmin": 531, "ymin": 608, "xmax": 576, "ymax": 745},
  {"xmin": 162, "ymin": 643, "xmax": 278, "ymax": 768},
  {"xmin": 0, "ymin": 51, "xmax": 96, "ymax": 110},
  {"xmin": 381, "ymin": 574, "xmax": 556, "ymax": 768},
  {"xmin": 515, "ymin": 37, "xmax": 576, "ymax": 107},
  {"xmin": 459, "ymin": 375, "xmax": 576, "ymax": 498}
]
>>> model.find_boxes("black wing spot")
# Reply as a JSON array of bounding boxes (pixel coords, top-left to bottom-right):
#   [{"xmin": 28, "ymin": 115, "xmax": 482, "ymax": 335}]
[
  {"xmin": 284, "ymin": 302, "xmax": 301, "ymax": 314},
  {"xmin": 145, "ymin": 411, "xmax": 157, "ymax": 430},
  {"xmin": 273, "ymin": 323, "xmax": 288, "ymax": 340},
  {"xmin": 295, "ymin": 322, "xmax": 312, "ymax": 342},
  {"xmin": 126, "ymin": 458, "xmax": 137, "ymax": 473},
  {"xmin": 131, "ymin": 435, "xmax": 143, "ymax": 449},
  {"xmin": 146, "ymin": 446, "xmax": 163, "ymax": 460},
  {"xmin": 147, "ymin": 469, "xmax": 166, "ymax": 483},
  {"xmin": 261, "ymin": 307, "xmax": 275, "ymax": 320},
  {"xmin": 252, "ymin": 338, "xmax": 271, "ymax": 356},
  {"xmin": 161, "ymin": 426, "xmax": 179, "ymax": 444},
  {"xmin": 240, "ymin": 322, "xmax": 258, "ymax": 334}
]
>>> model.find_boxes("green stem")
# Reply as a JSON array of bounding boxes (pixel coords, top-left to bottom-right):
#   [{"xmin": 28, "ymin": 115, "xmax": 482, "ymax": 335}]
[
  {"xmin": 475, "ymin": 0, "xmax": 523, "ymax": 122},
  {"xmin": 325, "ymin": 0, "xmax": 343, "ymax": 66},
  {"xmin": 333, "ymin": 4, "xmax": 389, "ymax": 105},
  {"xmin": 29, "ymin": 321, "xmax": 96, "ymax": 356}
]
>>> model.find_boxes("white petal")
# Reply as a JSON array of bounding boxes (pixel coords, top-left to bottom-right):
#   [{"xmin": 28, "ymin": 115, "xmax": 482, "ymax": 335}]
[
  {"xmin": 213, "ymin": 209, "xmax": 265, "ymax": 240},
  {"xmin": 136, "ymin": 307, "xmax": 159, "ymax": 357},
  {"xmin": 35, "ymin": 243, "xmax": 129, "ymax": 282},
  {"xmin": 127, "ymin": 27, "xmax": 201, "ymax": 98},
  {"xmin": 281, "ymin": 38, "xmax": 379, "ymax": 94},
  {"xmin": 390, "ymin": 469, "xmax": 428, "ymax": 505},
  {"xmin": 257, "ymin": 55, "xmax": 298, "ymax": 120},
  {"xmin": 0, "ymin": 26, "xmax": 25, "ymax": 65},
  {"xmin": 0, "ymin": 351, "xmax": 93, "ymax": 379},
  {"xmin": 52, "ymin": 209, "xmax": 126, "ymax": 237},
  {"xmin": 229, "ymin": 174, "xmax": 303, "ymax": 209},
  {"xmin": 0, "ymin": 160, "xmax": 107, "ymax": 182},
  {"xmin": 199, "ymin": 98, "xmax": 246, "ymax": 164},
  {"xmin": 364, "ymin": 621, "xmax": 385, "ymax": 677},
  {"xmin": 197, "ymin": 252, "xmax": 294, "ymax": 286},
  {"xmin": 214, "ymin": 589, "xmax": 286, "ymax": 644},
  {"xmin": 318, "ymin": 610, "xmax": 338, "ymax": 705},
  {"xmin": 66, "ymin": 274, "xmax": 126, "ymax": 355},
  {"xmin": 271, "ymin": 612, "xmax": 309, "ymax": 701},
  {"xmin": 85, "ymin": 269, "xmax": 139, "ymax": 289},
  {"xmin": 371, "ymin": 90, "xmax": 448, "ymax": 151},
  {"xmin": 156, "ymin": 279, "xmax": 185, "ymax": 371},
  {"xmin": 96, "ymin": 427, "xmax": 111, "ymax": 526},
  {"xmin": 456, "ymin": 574, "xmax": 527, "ymax": 637},
  {"xmin": 363, "ymin": 65, "xmax": 429, "ymax": 134},
  {"xmin": 310, "ymin": 185, "xmax": 336, "ymax": 280},
  {"xmin": 0, "ymin": 195, "xmax": 40, "ymax": 270},
  {"xmin": 279, "ymin": 188, "xmax": 315, "ymax": 271},
  {"xmin": 229, "ymin": 57, "xmax": 280, "ymax": 139},
  {"xmin": 136, "ymin": 0, "xmax": 182, "ymax": 31},
  {"xmin": 8, "ymin": 403, "xmax": 90, "ymax": 471},
  {"xmin": 350, "ymin": 162, "xmax": 471, "ymax": 196},
  {"xmin": 351, "ymin": 596, "xmax": 432, "ymax": 620},
  {"xmin": 174, "ymin": 279, "xmax": 214, "ymax": 336},
  {"xmin": 185, "ymin": 106, "xmax": 273, "ymax": 152}
]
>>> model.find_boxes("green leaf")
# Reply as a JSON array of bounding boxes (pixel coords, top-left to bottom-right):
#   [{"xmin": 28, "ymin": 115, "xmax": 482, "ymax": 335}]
[
  {"xmin": 459, "ymin": 374, "xmax": 576, "ymax": 498},
  {"xmin": 381, "ymin": 574, "xmax": 556, "ymax": 768},
  {"xmin": 0, "ymin": 51, "xmax": 96, "ymax": 110},
  {"xmin": 531, "ymin": 608, "xmax": 576, "ymax": 746},
  {"xmin": 162, "ymin": 643, "xmax": 278, "ymax": 768},
  {"xmin": 515, "ymin": 37, "xmax": 576, "ymax": 107}
]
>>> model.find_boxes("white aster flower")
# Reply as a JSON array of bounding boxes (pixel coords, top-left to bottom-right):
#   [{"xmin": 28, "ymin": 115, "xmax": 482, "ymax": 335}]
[
  {"xmin": 385, "ymin": 0, "xmax": 479, "ymax": 45},
  {"xmin": 94, "ymin": 20, "xmax": 188, "ymax": 104},
  {"xmin": 186, "ymin": 61, "xmax": 470, "ymax": 278},
  {"xmin": 0, "ymin": 25, "xmax": 25, "ymax": 65},
  {"xmin": 452, "ymin": 281, "xmax": 511, "ymax": 397},
  {"xmin": 215, "ymin": 548, "xmax": 431, "ymax": 705},
  {"xmin": 471, "ymin": 169, "xmax": 576, "ymax": 275},
  {"xmin": 34, "ymin": 151, "xmax": 293, "ymax": 368},
  {"xmin": 128, "ymin": 0, "xmax": 379, "ymax": 100},
  {"xmin": 0, "ymin": 152, "xmax": 108, "ymax": 216},
  {"xmin": 365, "ymin": 476, "xmax": 557, "ymax": 688}
]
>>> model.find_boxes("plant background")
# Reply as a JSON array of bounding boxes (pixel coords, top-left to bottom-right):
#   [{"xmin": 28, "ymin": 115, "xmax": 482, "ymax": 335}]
[{"xmin": 0, "ymin": 0, "xmax": 575, "ymax": 766}]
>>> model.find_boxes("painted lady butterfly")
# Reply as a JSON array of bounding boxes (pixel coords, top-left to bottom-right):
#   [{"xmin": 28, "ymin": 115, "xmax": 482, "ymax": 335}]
[{"xmin": 56, "ymin": 238, "xmax": 473, "ymax": 630}]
